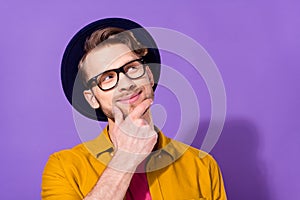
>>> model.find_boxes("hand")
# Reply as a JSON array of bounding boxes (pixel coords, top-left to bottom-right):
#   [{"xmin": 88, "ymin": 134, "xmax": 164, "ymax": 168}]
[{"xmin": 108, "ymin": 99, "xmax": 157, "ymax": 172}]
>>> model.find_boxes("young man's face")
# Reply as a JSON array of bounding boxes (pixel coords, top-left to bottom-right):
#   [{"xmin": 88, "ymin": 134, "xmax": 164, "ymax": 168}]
[{"xmin": 83, "ymin": 43, "xmax": 154, "ymax": 120}]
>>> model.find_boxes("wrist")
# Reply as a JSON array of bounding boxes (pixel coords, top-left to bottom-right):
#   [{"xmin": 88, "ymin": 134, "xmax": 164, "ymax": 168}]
[{"xmin": 108, "ymin": 149, "xmax": 147, "ymax": 173}]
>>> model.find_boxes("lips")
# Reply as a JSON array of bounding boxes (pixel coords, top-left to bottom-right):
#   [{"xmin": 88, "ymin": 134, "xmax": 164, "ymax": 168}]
[{"xmin": 117, "ymin": 91, "xmax": 142, "ymax": 104}]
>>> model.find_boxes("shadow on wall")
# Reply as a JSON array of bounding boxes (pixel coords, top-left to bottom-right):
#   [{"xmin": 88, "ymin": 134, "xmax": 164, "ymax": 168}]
[{"xmin": 191, "ymin": 118, "xmax": 271, "ymax": 200}]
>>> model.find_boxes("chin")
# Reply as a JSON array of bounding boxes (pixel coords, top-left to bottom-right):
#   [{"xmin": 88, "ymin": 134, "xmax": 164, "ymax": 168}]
[
  {"xmin": 117, "ymin": 100, "xmax": 141, "ymax": 117},
  {"xmin": 110, "ymin": 86, "xmax": 154, "ymax": 119}
]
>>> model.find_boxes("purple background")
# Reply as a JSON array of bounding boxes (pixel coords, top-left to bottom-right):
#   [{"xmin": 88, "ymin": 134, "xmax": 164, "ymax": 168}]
[{"xmin": 1, "ymin": 0, "xmax": 299, "ymax": 199}]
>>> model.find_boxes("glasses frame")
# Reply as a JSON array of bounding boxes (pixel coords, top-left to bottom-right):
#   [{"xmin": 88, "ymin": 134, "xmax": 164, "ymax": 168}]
[{"xmin": 86, "ymin": 58, "xmax": 146, "ymax": 91}]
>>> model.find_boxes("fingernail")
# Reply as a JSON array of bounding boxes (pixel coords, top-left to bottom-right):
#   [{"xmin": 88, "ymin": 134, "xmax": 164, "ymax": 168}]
[{"xmin": 150, "ymin": 99, "xmax": 153, "ymax": 105}]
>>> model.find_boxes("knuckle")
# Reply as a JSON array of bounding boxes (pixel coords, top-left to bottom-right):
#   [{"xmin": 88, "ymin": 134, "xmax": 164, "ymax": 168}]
[{"xmin": 134, "ymin": 119, "xmax": 147, "ymax": 126}]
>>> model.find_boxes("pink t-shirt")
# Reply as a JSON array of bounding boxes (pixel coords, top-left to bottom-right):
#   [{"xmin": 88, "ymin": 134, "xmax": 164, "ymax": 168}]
[{"xmin": 125, "ymin": 172, "xmax": 152, "ymax": 200}]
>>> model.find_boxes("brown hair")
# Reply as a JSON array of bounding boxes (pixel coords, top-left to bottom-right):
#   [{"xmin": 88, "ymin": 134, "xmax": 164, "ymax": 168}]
[{"xmin": 79, "ymin": 27, "xmax": 148, "ymax": 83}]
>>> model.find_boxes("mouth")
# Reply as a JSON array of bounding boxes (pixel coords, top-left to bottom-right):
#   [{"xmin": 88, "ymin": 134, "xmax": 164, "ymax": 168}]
[{"xmin": 117, "ymin": 90, "xmax": 142, "ymax": 104}]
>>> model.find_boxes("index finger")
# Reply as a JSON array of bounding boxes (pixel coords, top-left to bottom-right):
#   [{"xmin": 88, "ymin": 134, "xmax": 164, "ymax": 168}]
[{"xmin": 128, "ymin": 98, "xmax": 153, "ymax": 120}]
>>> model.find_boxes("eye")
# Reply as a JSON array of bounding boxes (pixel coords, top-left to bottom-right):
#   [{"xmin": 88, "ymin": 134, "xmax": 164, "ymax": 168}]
[
  {"xmin": 103, "ymin": 75, "xmax": 113, "ymax": 81},
  {"xmin": 127, "ymin": 65, "xmax": 138, "ymax": 72},
  {"xmin": 99, "ymin": 71, "xmax": 116, "ymax": 83},
  {"xmin": 125, "ymin": 62, "xmax": 142, "ymax": 73}
]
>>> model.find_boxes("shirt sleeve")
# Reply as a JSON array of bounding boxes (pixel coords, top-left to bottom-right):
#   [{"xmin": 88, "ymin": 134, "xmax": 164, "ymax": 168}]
[
  {"xmin": 209, "ymin": 156, "xmax": 227, "ymax": 200},
  {"xmin": 41, "ymin": 153, "xmax": 82, "ymax": 200}
]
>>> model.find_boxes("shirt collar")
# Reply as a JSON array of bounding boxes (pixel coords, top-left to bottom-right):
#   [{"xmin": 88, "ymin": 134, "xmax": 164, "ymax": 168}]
[{"xmin": 83, "ymin": 125, "xmax": 189, "ymax": 167}]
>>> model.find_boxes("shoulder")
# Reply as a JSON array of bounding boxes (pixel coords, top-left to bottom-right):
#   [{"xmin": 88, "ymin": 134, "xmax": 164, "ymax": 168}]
[
  {"xmin": 42, "ymin": 144, "xmax": 91, "ymax": 199},
  {"xmin": 45, "ymin": 143, "xmax": 90, "ymax": 168},
  {"xmin": 51, "ymin": 143, "xmax": 86, "ymax": 157}
]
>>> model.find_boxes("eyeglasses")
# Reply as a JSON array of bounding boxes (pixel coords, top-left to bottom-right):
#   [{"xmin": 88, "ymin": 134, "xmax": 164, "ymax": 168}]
[{"xmin": 86, "ymin": 58, "xmax": 146, "ymax": 91}]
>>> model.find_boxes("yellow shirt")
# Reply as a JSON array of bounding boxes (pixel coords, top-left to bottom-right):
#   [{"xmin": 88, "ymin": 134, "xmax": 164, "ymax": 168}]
[{"xmin": 41, "ymin": 127, "xmax": 227, "ymax": 200}]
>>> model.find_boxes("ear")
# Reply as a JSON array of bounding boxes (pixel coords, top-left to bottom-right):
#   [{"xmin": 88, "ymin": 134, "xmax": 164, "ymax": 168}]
[
  {"xmin": 83, "ymin": 89, "xmax": 100, "ymax": 109},
  {"xmin": 145, "ymin": 66, "xmax": 154, "ymax": 87}
]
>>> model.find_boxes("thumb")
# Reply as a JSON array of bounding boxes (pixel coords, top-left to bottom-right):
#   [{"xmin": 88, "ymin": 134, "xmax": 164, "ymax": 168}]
[{"xmin": 113, "ymin": 106, "xmax": 124, "ymax": 125}]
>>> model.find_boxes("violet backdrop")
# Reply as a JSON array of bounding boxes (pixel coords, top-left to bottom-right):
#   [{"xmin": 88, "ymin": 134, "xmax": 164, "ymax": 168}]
[{"xmin": 0, "ymin": 0, "xmax": 299, "ymax": 199}]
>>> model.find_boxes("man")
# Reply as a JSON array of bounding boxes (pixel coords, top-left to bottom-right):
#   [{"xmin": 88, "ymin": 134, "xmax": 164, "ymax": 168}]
[{"xmin": 42, "ymin": 18, "xmax": 227, "ymax": 200}]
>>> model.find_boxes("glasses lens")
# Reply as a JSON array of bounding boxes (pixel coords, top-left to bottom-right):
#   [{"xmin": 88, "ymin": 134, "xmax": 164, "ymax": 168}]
[
  {"xmin": 124, "ymin": 60, "xmax": 145, "ymax": 79},
  {"xmin": 98, "ymin": 71, "xmax": 118, "ymax": 90}
]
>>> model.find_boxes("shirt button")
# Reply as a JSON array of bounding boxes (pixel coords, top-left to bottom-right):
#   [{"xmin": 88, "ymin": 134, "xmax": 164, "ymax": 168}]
[
  {"xmin": 110, "ymin": 152, "xmax": 115, "ymax": 157},
  {"xmin": 158, "ymin": 155, "xmax": 162, "ymax": 159}
]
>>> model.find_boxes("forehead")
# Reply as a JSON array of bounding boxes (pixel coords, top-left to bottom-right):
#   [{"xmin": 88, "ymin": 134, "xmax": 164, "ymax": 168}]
[{"xmin": 83, "ymin": 43, "xmax": 138, "ymax": 78}]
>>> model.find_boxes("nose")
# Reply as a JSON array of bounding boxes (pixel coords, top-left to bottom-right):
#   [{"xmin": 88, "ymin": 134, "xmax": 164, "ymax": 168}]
[{"xmin": 117, "ymin": 73, "xmax": 136, "ymax": 91}]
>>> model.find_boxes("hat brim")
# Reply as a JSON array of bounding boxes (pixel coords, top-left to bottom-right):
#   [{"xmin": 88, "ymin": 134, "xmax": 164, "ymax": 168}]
[{"xmin": 61, "ymin": 18, "xmax": 161, "ymax": 121}]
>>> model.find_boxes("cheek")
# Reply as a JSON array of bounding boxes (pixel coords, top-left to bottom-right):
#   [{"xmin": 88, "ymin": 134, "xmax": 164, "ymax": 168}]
[
  {"xmin": 138, "ymin": 79, "xmax": 154, "ymax": 98},
  {"xmin": 97, "ymin": 91, "xmax": 114, "ymax": 108},
  {"xmin": 137, "ymin": 76, "xmax": 152, "ymax": 87}
]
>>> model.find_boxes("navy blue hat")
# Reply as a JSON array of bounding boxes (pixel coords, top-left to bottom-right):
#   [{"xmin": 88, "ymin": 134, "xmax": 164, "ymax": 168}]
[{"xmin": 61, "ymin": 18, "xmax": 161, "ymax": 121}]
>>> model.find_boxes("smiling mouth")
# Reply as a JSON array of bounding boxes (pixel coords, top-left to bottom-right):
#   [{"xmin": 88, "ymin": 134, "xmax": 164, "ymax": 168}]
[{"xmin": 117, "ymin": 91, "xmax": 142, "ymax": 104}]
